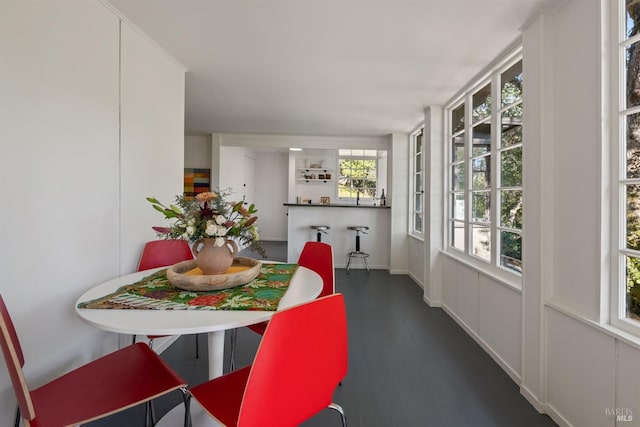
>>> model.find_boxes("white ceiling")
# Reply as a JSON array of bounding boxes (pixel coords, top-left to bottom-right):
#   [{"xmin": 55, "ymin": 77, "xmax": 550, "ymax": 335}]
[{"xmin": 107, "ymin": 0, "xmax": 561, "ymax": 137}]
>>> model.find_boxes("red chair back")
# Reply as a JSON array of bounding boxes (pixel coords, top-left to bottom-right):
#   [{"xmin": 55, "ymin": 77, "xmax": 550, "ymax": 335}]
[
  {"xmin": 137, "ymin": 239, "xmax": 194, "ymax": 272},
  {"xmin": 239, "ymin": 294, "xmax": 348, "ymax": 426},
  {"xmin": 0, "ymin": 295, "xmax": 35, "ymax": 421},
  {"xmin": 298, "ymin": 241, "xmax": 335, "ymax": 297}
]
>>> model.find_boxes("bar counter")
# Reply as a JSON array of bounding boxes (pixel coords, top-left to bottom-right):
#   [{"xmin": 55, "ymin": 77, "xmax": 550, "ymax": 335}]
[
  {"xmin": 283, "ymin": 203, "xmax": 390, "ymax": 209},
  {"xmin": 285, "ymin": 203, "xmax": 391, "ymax": 269}
]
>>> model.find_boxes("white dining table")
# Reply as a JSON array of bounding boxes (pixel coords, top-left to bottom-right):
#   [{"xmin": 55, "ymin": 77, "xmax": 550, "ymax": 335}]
[{"xmin": 75, "ymin": 264, "xmax": 322, "ymax": 380}]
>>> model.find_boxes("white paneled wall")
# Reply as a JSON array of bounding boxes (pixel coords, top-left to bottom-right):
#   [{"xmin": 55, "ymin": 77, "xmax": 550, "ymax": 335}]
[
  {"xmin": 546, "ymin": 309, "xmax": 616, "ymax": 427},
  {"xmin": 416, "ymin": 3, "xmax": 640, "ymax": 427},
  {"xmin": 0, "ymin": 1, "xmax": 184, "ymax": 421},
  {"xmin": 616, "ymin": 341, "xmax": 640, "ymax": 427},
  {"xmin": 407, "ymin": 237, "xmax": 425, "ymax": 288},
  {"xmin": 119, "ymin": 22, "xmax": 185, "ymax": 274},
  {"xmin": 478, "ymin": 275, "xmax": 521, "ymax": 379},
  {"xmin": 454, "ymin": 263, "xmax": 480, "ymax": 334},
  {"xmin": 439, "ymin": 257, "xmax": 522, "ymax": 382}
]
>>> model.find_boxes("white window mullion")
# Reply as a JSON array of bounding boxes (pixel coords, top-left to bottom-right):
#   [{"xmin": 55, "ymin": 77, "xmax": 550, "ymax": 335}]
[
  {"xmin": 612, "ymin": 0, "xmax": 640, "ymax": 336},
  {"xmin": 490, "ymin": 72, "xmax": 500, "ymax": 268},
  {"xmin": 465, "ymin": 93, "xmax": 473, "ymax": 256},
  {"xmin": 444, "ymin": 49, "xmax": 523, "ymax": 280}
]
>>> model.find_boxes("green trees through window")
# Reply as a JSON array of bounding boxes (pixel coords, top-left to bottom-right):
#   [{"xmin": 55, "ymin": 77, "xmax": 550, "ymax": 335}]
[
  {"xmin": 338, "ymin": 150, "xmax": 378, "ymax": 199},
  {"xmin": 447, "ymin": 56, "xmax": 523, "ymax": 275}
]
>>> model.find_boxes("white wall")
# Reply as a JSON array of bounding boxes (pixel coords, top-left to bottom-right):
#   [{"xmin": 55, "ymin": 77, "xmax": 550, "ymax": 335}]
[
  {"xmin": 185, "ymin": 134, "xmax": 213, "ymax": 169},
  {"xmin": 254, "ymin": 151, "xmax": 288, "ymax": 241},
  {"xmin": 212, "ymin": 133, "xmax": 410, "ymax": 271},
  {"xmin": 0, "ymin": 1, "xmax": 184, "ymax": 421},
  {"xmin": 119, "ymin": 22, "xmax": 185, "ymax": 273}
]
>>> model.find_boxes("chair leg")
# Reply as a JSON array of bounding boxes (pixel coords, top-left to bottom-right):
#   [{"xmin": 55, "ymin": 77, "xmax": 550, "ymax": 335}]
[
  {"xmin": 14, "ymin": 406, "xmax": 20, "ymax": 427},
  {"xmin": 181, "ymin": 387, "xmax": 192, "ymax": 427},
  {"xmin": 195, "ymin": 333, "xmax": 199, "ymax": 359},
  {"xmin": 228, "ymin": 328, "xmax": 238, "ymax": 372},
  {"xmin": 144, "ymin": 400, "xmax": 152, "ymax": 427},
  {"xmin": 328, "ymin": 402, "xmax": 347, "ymax": 427}
]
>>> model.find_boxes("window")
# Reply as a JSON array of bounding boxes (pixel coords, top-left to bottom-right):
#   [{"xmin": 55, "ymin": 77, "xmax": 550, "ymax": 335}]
[
  {"xmin": 338, "ymin": 149, "xmax": 379, "ymax": 200},
  {"xmin": 411, "ymin": 127, "xmax": 425, "ymax": 235},
  {"xmin": 612, "ymin": 0, "xmax": 640, "ymax": 333},
  {"xmin": 446, "ymin": 55, "xmax": 523, "ymax": 276}
]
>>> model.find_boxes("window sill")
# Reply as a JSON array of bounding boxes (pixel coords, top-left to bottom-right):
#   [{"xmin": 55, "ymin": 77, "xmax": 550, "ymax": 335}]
[
  {"xmin": 545, "ymin": 299, "xmax": 640, "ymax": 352},
  {"xmin": 409, "ymin": 233, "xmax": 424, "ymax": 243},
  {"xmin": 441, "ymin": 249, "xmax": 522, "ymax": 292}
]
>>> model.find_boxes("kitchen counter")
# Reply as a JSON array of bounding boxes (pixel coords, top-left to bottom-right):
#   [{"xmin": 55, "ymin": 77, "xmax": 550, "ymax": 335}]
[
  {"xmin": 283, "ymin": 203, "xmax": 390, "ymax": 209},
  {"xmin": 285, "ymin": 203, "xmax": 390, "ymax": 268}
]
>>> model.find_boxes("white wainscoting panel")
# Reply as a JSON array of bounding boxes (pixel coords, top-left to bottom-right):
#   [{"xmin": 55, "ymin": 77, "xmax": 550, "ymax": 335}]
[
  {"xmin": 616, "ymin": 341, "xmax": 640, "ymax": 427},
  {"xmin": 546, "ymin": 308, "xmax": 616, "ymax": 427},
  {"xmin": 442, "ymin": 256, "xmax": 458, "ymax": 312},
  {"xmin": 478, "ymin": 274, "xmax": 522, "ymax": 378},
  {"xmin": 455, "ymin": 263, "xmax": 479, "ymax": 334}
]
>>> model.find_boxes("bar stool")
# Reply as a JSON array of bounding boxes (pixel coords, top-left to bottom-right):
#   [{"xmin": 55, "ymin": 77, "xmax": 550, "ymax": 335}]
[
  {"xmin": 346, "ymin": 225, "xmax": 370, "ymax": 274},
  {"xmin": 310, "ymin": 225, "xmax": 330, "ymax": 242}
]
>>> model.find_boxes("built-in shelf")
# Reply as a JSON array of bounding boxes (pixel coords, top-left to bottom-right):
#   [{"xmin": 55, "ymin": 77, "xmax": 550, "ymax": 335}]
[{"xmin": 297, "ymin": 168, "xmax": 334, "ymax": 183}]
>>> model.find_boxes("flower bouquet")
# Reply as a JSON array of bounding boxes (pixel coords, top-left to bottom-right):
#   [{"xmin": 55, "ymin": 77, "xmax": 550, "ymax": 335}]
[{"xmin": 147, "ymin": 189, "xmax": 266, "ymax": 259}]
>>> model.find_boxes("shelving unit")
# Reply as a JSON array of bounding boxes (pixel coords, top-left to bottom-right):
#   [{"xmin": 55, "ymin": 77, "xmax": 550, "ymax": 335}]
[{"xmin": 297, "ymin": 167, "xmax": 334, "ymax": 183}]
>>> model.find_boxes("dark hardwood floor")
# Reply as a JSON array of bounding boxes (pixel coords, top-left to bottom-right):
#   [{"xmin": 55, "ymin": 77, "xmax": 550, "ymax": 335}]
[{"xmin": 88, "ymin": 266, "xmax": 556, "ymax": 427}]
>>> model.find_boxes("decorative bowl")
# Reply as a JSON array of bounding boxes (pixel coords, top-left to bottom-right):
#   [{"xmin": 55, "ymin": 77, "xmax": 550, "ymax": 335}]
[{"xmin": 166, "ymin": 257, "xmax": 262, "ymax": 291}]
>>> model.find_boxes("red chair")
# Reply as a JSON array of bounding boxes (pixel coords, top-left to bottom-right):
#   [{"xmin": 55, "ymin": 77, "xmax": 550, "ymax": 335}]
[
  {"xmin": 134, "ymin": 239, "xmax": 199, "ymax": 357},
  {"xmin": 228, "ymin": 241, "xmax": 335, "ymax": 370},
  {"xmin": 0, "ymin": 294, "xmax": 190, "ymax": 427},
  {"xmin": 190, "ymin": 294, "xmax": 348, "ymax": 426},
  {"xmin": 137, "ymin": 239, "xmax": 194, "ymax": 272}
]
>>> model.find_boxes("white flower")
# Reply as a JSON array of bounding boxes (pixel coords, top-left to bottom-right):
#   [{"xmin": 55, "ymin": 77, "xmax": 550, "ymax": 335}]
[
  {"xmin": 214, "ymin": 237, "xmax": 225, "ymax": 247},
  {"xmin": 186, "ymin": 225, "xmax": 195, "ymax": 236},
  {"xmin": 215, "ymin": 214, "xmax": 226, "ymax": 225},
  {"xmin": 205, "ymin": 221, "xmax": 218, "ymax": 236}
]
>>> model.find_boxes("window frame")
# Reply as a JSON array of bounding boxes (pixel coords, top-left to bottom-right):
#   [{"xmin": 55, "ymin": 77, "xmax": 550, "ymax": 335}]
[
  {"xmin": 410, "ymin": 125, "xmax": 425, "ymax": 238},
  {"xmin": 611, "ymin": 0, "xmax": 640, "ymax": 336},
  {"xmin": 444, "ymin": 49, "xmax": 523, "ymax": 282},
  {"xmin": 337, "ymin": 149, "xmax": 380, "ymax": 202}
]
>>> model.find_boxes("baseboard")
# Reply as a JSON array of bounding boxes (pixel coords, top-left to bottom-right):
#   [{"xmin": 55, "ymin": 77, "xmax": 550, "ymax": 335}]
[
  {"xmin": 519, "ymin": 386, "xmax": 573, "ymax": 427},
  {"xmin": 441, "ymin": 303, "xmax": 521, "ymax": 384},
  {"xmin": 423, "ymin": 294, "xmax": 442, "ymax": 307},
  {"xmin": 545, "ymin": 402, "xmax": 573, "ymax": 427},
  {"xmin": 520, "ymin": 384, "xmax": 547, "ymax": 414},
  {"xmin": 407, "ymin": 271, "xmax": 424, "ymax": 289},
  {"xmin": 389, "ymin": 269, "xmax": 409, "ymax": 275}
]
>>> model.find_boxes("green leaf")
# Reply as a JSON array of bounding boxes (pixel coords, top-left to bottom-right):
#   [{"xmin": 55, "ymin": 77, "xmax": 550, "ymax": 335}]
[
  {"xmin": 163, "ymin": 210, "xmax": 179, "ymax": 218},
  {"xmin": 146, "ymin": 197, "xmax": 160, "ymax": 204}
]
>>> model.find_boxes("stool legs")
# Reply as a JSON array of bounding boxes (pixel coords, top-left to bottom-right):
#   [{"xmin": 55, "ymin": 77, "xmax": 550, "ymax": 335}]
[{"xmin": 347, "ymin": 230, "xmax": 370, "ymax": 274}]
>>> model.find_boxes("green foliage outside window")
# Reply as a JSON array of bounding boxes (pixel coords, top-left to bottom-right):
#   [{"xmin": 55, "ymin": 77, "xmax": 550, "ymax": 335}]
[
  {"xmin": 625, "ymin": 2, "xmax": 640, "ymax": 319},
  {"xmin": 338, "ymin": 158, "xmax": 377, "ymax": 198}
]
